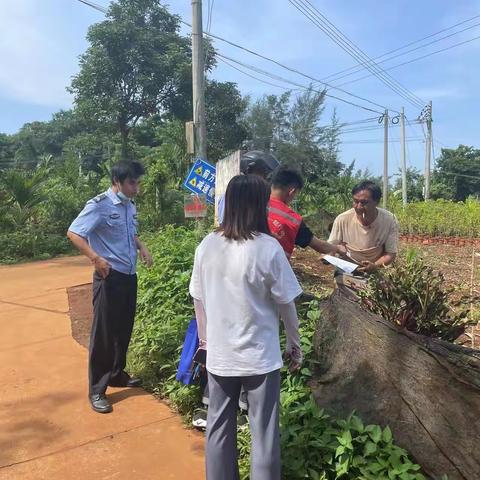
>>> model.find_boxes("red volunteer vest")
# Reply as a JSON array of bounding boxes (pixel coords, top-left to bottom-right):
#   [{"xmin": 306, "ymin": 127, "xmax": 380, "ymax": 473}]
[{"xmin": 268, "ymin": 197, "xmax": 303, "ymax": 257}]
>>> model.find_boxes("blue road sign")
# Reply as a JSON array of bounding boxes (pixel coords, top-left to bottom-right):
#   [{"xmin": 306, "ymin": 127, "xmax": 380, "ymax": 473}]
[{"xmin": 183, "ymin": 158, "xmax": 216, "ymax": 204}]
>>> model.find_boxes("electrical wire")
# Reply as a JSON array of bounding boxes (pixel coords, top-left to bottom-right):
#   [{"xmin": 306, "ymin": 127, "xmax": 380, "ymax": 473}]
[
  {"xmin": 340, "ymin": 120, "xmax": 423, "ymax": 134},
  {"xmin": 204, "ymin": 0, "xmax": 215, "ymax": 64},
  {"xmin": 288, "ymin": 0, "xmax": 425, "ymax": 109},
  {"xmin": 341, "ymin": 138, "xmax": 423, "ymax": 144},
  {"xmin": 294, "ymin": 0, "xmax": 426, "ymax": 108},
  {"xmin": 337, "ymin": 117, "xmax": 379, "ymax": 126},
  {"xmin": 188, "ymin": 23, "xmax": 399, "ymax": 111},
  {"xmin": 291, "ymin": 0, "xmax": 425, "ymax": 108},
  {"xmin": 440, "ymin": 171, "xmax": 480, "ymax": 181},
  {"xmin": 76, "ymin": 0, "xmax": 106, "ymax": 13},
  {"xmin": 216, "ymin": 53, "xmax": 384, "ymax": 113},
  {"xmin": 74, "ymin": 0, "xmax": 397, "ymax": 113},
  {"xmin": 322, "ymin": 14, "xmax": 480, "ymax": 83},
  {"xmin": 217, "ymin": 56, "xmax": 292, "ymax": 90},
  {"xmin": 336, "ymin": 33, "xmax": 480, "ymax": 87},
  {"xmin": 206, "ymin": 0, "xmax": 215, "ymax": 33}
]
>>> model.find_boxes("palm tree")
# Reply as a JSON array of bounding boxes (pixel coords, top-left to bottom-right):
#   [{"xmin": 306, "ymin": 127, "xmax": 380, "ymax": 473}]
[{"xmin": 1, "ymin": 169, "xmax": 47, "ymax": 229}]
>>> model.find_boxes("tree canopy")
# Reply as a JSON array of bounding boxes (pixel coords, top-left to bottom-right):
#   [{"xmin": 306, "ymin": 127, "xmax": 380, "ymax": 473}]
[
  {"xmin": 243, "ymin": 88, "xmax": 342, "ymax": 181},
  {"xmin": 69, "ymin": 0, "xmax": 196, "ymax": 159},
  {"xmin": 432, "ymin": 145, "xmax": 480, "ymax": 201}
]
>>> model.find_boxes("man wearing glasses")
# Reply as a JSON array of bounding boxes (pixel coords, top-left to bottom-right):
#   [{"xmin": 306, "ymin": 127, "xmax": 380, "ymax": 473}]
[{"xmin": 328, "ymin": 181, "xmax": 399, "ymax": 275}]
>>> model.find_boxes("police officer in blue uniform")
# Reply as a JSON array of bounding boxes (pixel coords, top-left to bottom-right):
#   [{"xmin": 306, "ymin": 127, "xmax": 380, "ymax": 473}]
[{"xmin": 67, "ymin": 161, "xmax": 152, "ymax": 413}]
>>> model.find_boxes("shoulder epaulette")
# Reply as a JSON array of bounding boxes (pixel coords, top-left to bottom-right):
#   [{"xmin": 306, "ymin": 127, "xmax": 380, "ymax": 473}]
[{"xmin": 93, "ymin": 193, "xmax": 108, "ymax": 203}]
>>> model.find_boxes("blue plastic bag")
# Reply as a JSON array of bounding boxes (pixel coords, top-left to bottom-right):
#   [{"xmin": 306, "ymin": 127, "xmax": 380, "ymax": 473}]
[{"xmin": 176, "ymin": 318, "xmax": 199, "ymax": 385}]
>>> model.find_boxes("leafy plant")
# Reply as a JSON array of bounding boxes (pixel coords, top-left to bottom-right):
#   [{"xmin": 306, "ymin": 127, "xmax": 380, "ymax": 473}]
[
  {"xmin": 127, "ymin": 225, "xmax": 205, "ymax": 417},
  {"xmin": 358, "ymin": 248, "xmax": 477, "ymax": 341},
  {"xmin": 390, "ymin": 197, "xmax": 480, "ymax": 237},
  {"xmin": 0, "ymin": 168, "xmax": 48, "ymax": 231},
  {"xmin": 238, "ymin": 301, "xmax": 427, "ymax": 480},
  {"xmin": 0, "ymin": 228, "xmax": 73, "ymax": 264},
  {"xmin": 127, "ymin": 229, "xmax": 430, "ymax": 478},
  {"xmin": 127, "ymin": 232, "xmax": 432, "ymax": 478}
]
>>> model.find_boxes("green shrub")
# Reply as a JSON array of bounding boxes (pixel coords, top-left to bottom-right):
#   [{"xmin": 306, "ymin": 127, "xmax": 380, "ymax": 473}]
[
  {"xmin": 128, "ymin": 225, "xmax": 203, "ymax": 416},
  {"xmin": 0, "ymin": 229, "xmax": 73, "ymax": 264},
  {"xmin": 238, "ymin": 302, "xmax": 426, "ymax": 480},
  {"xmin": 390, "ymin": 197, "xmax": 480, "ymax": 237},
  {"xmin": 358, "ymin": 248, "xmax": 477, "ymax": 342},
  {"xmin": 129, "ymin": 227, "xmax": 428, "ymax": 478}
]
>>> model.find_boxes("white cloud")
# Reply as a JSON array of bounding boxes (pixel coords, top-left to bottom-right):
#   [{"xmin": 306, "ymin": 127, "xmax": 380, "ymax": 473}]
[{"xmin": 0, "ymin": 1, "xmax": 76, "ymax": 108}]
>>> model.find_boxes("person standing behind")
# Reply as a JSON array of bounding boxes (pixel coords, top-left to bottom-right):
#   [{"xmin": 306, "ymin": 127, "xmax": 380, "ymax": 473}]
[
  {"xmin": 67, "ymin": 161, "xmax": 153, "ymax": 414},
  {"xmin": 328, "ymin": 181, "xmax": 399, "ymax": 273},
  {"xmin": 268, "ymin": 166, "xmax": 346, "ymax": 259},
  {"xmin": 190, "ymin": 175, "xmax": 303, "ymax": 480}
]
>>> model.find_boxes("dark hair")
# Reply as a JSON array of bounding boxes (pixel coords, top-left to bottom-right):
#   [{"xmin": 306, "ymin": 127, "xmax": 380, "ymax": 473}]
[
  {"xmin": 111, "ymin": 161, "xmax": 145, "ymax": 184},
  {"xmin": 218, "ymin": 175, "xmax": 271, "ymax": 241},
  {"xmin": 351, "ymin": 181, "xmax": 382, "ymax": 202},
  {"xmin": 271, "ymin": 166, "xmax": 304, "ymax": 190}
]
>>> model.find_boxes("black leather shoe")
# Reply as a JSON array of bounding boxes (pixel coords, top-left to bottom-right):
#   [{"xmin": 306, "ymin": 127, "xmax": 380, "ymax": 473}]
[
  {"xmin": 89, "ymin": 393, "xmax": 113, "ymax": 413},
  {"xmin": 108, "ymin": 375, "xmax": 142, "ymax": 388}
]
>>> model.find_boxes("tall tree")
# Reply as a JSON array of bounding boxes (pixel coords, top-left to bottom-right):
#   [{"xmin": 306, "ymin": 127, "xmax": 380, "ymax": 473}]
[
  {"xmin": 244, "ymin": 93, "xmax": 290, "ymax": 152},
  {"xmin": 69, "ymin": 0, "xmax": 197, "ymax": 160},
  {"xmin": 0, "ymin": 134, "xmax": 15, "ymax": 170},
  {"xmin": 205, "ymin": 80, "xmax": 248, "ymax": 161},
  {"xmin": 393, "ymin": 167, "xmax": 424, "ymax": 202},
  {"xmin": 432, "ymin": 145, "xmax": 480, "ymax": 201},
  {"xmin": 244, "ymin": 88, "xmax": 342, "ymax": 180}
]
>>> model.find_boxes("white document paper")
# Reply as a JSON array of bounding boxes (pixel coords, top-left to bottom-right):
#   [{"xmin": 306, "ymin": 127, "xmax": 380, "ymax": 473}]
[{"xmin": 323, "ymin": 255, "xmax": 359, "ymax": 274}]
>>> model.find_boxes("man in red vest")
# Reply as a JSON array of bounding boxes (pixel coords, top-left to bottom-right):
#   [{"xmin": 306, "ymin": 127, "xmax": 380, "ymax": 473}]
[{"xmin": 268, "ymin": 166, "xmax": 345, "ymax": 259}]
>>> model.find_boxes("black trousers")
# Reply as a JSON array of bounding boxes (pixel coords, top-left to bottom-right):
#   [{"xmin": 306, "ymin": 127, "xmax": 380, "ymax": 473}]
[{"xmin": 89, "ymin": 269, "xmax": 137, "ymax": 395}]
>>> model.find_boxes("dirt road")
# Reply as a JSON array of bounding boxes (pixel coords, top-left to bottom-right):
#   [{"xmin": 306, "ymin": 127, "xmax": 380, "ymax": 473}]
[{"xmin": 0, "ymin": 256, "xmax": 205, "ymax": 480}]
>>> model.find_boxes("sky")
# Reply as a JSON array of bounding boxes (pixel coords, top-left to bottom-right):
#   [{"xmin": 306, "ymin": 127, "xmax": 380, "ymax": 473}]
[{"xmin": 1, "ymin": 0, "xmax": 479, "ymax": 176}]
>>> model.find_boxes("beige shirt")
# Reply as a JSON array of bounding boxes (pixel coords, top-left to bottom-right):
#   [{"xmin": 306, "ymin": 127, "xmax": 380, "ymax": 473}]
[{"xmin": 328, "ymin": 208, "xmax": 399, "ymax": 264}]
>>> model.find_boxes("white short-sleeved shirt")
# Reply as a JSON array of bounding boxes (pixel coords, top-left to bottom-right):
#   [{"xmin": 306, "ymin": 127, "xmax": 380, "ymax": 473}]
[{"xmin": 189, "ymin": 232, "xmax": 302, "ymax": 377}]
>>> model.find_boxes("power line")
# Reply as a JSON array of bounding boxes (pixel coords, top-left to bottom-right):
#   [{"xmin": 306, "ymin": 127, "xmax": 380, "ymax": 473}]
[
  {"xmin": 336, "ymin": 33, "xmax": 480, "ymax": 87},
  {"xmin": 330, "ymin": 19, "xmax": 480, "ymax": 84},
  {"xmin": 290, "ymin": 0, "xmax": 425, "ymax": 108},
  {"xmin": 338, "ymin": 117, "xmax": 380, "ymax": 126},
  {"xmin": 340, "ymin": 120, "xmax": 423, "ymax": 134},
  {"xmin": 204, "ymin": 0, "xmax": 215, "ymax": 63},
  {"xmin": 341, "ymin": 137, "xmax": 423, "ymax": 144},
  {"xmin": 439, "ymin": 171, "xmax": 480, "ymax": 181},
  {"xmin": 322, "ymin": 13, "xmax": 480, "ymax": 83},
  {"xmin": 74, "ymin": 0, "xmax": 395, "ymax": 114},
  {"xmin": 288, "ymin": 0, "xmax": 425, "ymax": 109},
  {"xmin": 218, "ymin": 56, "xmax": 292, "ymax": 90},
  {"xmin": 204, "ymin": 36, "xmax": 396, "ymax": 112},
  {"xmin": 76, "ymin": 0, "xmax": 106, "ymax": 13},
  {"xmin": 206, "ymin": 0, "xmax": 215, "ymax": 33},
  {"xmin": 284, "ymin": 117, "xmax": 382, "ymax": 133},
  {"xmin": 216, "ymin": 52, "xmax": 384, "ymax": 113},
  {"xmin": 188, "ymin": 23, "xmax": 397, "ymax": 111}
]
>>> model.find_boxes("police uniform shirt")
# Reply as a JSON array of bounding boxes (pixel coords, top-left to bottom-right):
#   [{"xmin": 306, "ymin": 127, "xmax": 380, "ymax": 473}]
[{"xmin": 69, "ymin": 188, "xmax": 138, "ymax": 275}]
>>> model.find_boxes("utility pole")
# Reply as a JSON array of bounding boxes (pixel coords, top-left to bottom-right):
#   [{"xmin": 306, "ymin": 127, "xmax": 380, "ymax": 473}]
[
  {"xmin": 191, "ymin": 0, "xmax": 207, "ymax": 159},
  {"xmin": 400, "ymin": 107, "xmax": 407, "ymax": 205},
  {"xmin": 424, "ymin": 101, "xmax": 432, "ymax": 200},
  {"xmin": 383, "ymin": 109, "xmax": 389, "ymax": 209}
]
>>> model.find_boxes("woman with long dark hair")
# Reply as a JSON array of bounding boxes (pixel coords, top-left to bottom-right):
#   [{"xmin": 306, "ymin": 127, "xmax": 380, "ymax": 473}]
[{"xmin": 190, "ymin": 174, "xmax": 303, "ymax": 480}]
